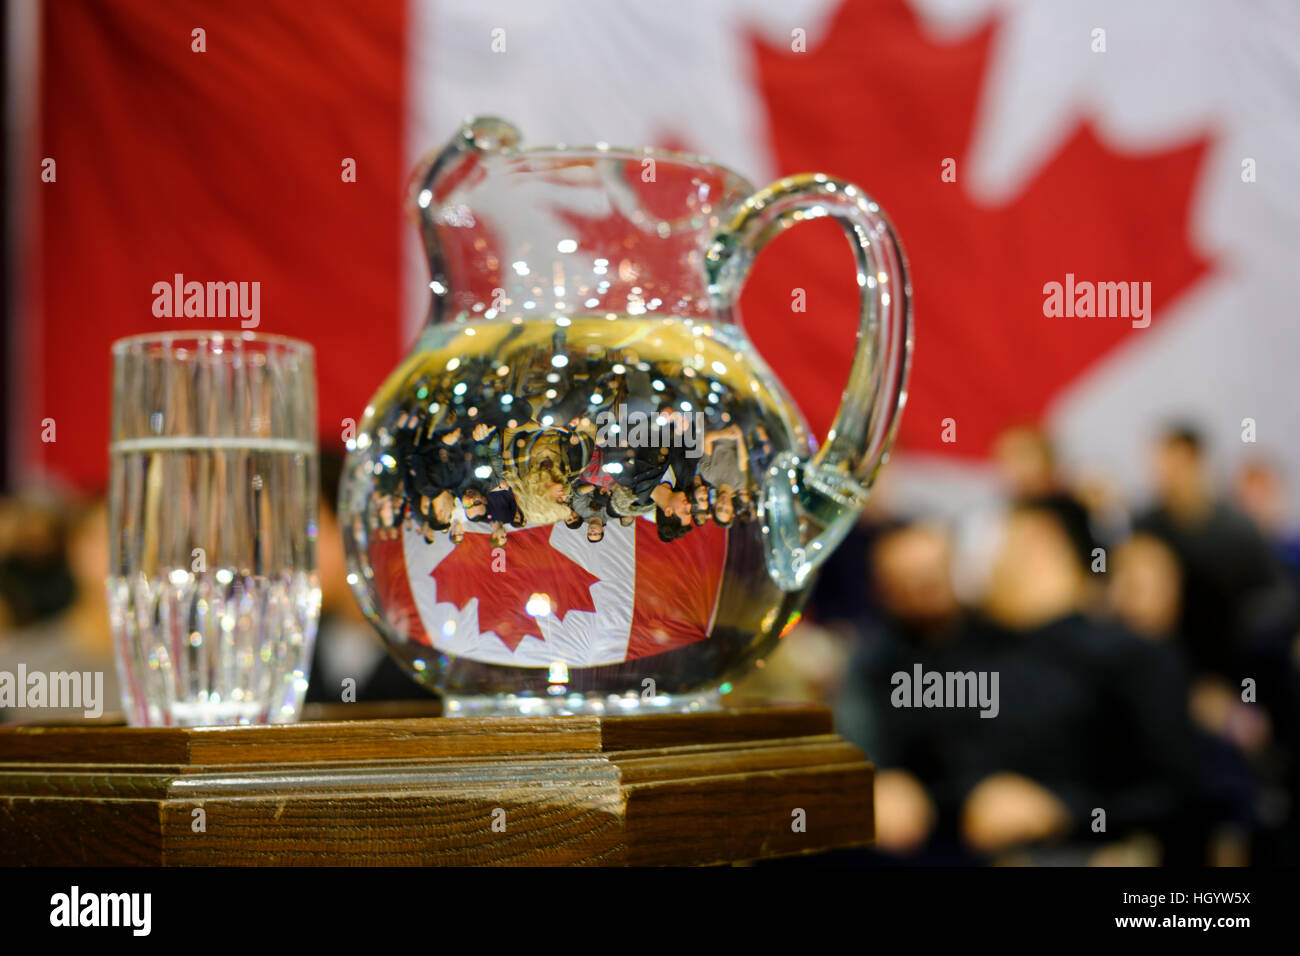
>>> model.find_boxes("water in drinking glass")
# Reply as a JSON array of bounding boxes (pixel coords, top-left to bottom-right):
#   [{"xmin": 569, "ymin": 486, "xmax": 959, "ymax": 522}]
[{"xmin": 107, "ymin": 333, "xmax": 320, "ymax": 726}]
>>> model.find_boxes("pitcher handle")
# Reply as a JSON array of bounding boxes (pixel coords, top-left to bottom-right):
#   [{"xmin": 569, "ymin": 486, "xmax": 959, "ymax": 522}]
[{"xmin": 705, "ymin": 174, "xmax": 913, "ymax": 589}]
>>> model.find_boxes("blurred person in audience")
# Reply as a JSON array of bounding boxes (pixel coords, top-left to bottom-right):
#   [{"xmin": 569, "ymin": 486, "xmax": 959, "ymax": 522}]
[
  {"xmin": 832, "ymin": 521, "xmax": 966, "ymax": 858},
  {"xmin": 0, "ymin": 491, "xmax": 76, "ymax": 636},
  {"xmin": 1108, "ymin": 533, "xmax": 1260, "ymax": 864},
  {"xmin": 993, "ymin": 425, "xmax": 1061, "ymax": 499},
  {"xmin": 952, "ymin": 425, "xmax": 1093, "ymax": 607},
  {"xmin": 973, "ymin": 496, "xmax": 1197, "ymax": 862},
  {"xmin": 1133, "ymin": 424, "xmax": 1292, "ymax": 680},
  {"xmin": 834, "ymin": 521, "xmax": 968, "ymax": 858},
  {"xmin": 0, "ymin": 498, "xmax": 120, "ymax": 723},
  {"xmin": 1233, "ymin": 457, "xmax": 1300, "ymax": 582},
  {"xmin": 1229, "ymin": 458, "xmax": 1300, "ymax": 864},
  {"xmin": 1108, "ymin": 534, "xmax": 1183, "ymax": 641},
  {"xmin": 1074, "ymin": 472, "xmax": 1131, "ymax": 549},
  {"xmin": 306, "ymin": 452, "xmax": 432, "ymax": 706}
]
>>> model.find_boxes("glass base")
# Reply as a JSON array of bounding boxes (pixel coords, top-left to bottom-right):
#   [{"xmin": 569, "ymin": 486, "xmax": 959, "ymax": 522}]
[{"xmin": 441, "ymin": 689, "xmax": 723, "ymax": 718}]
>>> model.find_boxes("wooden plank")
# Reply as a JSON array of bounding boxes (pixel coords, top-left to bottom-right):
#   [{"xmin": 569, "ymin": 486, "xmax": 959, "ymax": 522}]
[
  {"xmin": 622, "ymin": 763, "xmax": 874, "ymax": 866},
  {"xmin": 0, "ymin": 725, "xmax": 194, "ymax": 765},
  {"xmin": 599, "ymin": 702, "xmax": 833, "ymax": 751},
  {"xmin": 0, "ymin": 717, "xmax": 607, "ymax": 766},
  {"xmin": 157, "ymin": 757, "xmax": 627, "ymax": 866},
  {"xmin": 0, "ymin": 792, "xmax": 164, "ymax": 866}
]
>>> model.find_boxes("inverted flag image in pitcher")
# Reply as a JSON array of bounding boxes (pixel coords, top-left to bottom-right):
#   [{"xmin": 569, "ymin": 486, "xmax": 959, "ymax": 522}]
[{"xmin": 383, "ymin": 516, "xmax": 727, "ymax": 667}]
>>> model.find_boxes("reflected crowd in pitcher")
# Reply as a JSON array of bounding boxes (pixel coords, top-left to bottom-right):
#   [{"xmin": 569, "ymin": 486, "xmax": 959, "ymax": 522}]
[{"xmin": 360, "ymin": 317, "xmax": 774, "ymax": 557}]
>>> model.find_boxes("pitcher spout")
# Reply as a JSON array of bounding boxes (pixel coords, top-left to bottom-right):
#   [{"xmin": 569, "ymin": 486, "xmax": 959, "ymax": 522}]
[{"xmin": 407, "ymin": 116, "xmax": 523, "ymax": 324}]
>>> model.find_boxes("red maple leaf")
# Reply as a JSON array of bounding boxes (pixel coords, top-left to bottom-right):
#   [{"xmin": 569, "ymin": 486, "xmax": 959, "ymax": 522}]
[
  {"xmin": 430, "ymin": 527, "xmax": 600, "ymax": 652},
  {"xmin": 742, "ymin": 0, "xmax": 1215, "ymax": 458}
]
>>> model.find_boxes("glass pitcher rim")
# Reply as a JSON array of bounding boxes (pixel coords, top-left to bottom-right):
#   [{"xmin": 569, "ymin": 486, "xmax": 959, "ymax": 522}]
[{"xmin": 441, "ymin": 138, "xmax": 758, "ymax": 197}]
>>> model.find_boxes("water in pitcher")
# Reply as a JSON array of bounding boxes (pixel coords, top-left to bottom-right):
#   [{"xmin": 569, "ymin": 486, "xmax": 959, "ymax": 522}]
[
  {"xmin": 341, "ymin": 315, "xmax": 814, "ymax": 712},
  {"xmin": 108, "ymin": 440, "xmax": 320, "ymax": 726}
]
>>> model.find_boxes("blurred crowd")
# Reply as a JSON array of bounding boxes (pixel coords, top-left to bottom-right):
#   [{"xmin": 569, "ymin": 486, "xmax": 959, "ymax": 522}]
[
  {"xmin": 2, "ymin": 423, "xmax": 1296, "ymax": 866},
  {"xmin": 748, "ymin": 423, "xmax": 1300, "ymax": 866}
]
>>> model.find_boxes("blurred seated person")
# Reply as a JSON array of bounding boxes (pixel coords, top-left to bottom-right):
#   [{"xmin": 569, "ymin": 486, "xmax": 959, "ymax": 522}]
[
  {"xmin": 951, "ymin": 424, "xmax": 1081, "ymax": 606},
  {"xmin": 833, "ymin": 521, "xmax": 966, "ymax": 854},
  {"xmin": 1108, "ymin": 533, "xmax": 1261, "ymax": 863},
  {"xmin": 1107, "ymin": 533, "xmax": 1183, "ymax": 641},
  {"xmin": 0, "ymin": 491, "xmax": 76, "ymax": 636},
  {"xmin": 994, "ymin": 424, "xmax": 1061, "ymax": 500},
  {"xmin": 1228, "ymin": 459, "xmax": 1300, "ymax": 865},
  {"xmin": 1234, "ymin": 457, "xmax": 1300, "ymax": 584},
  {"xmin": 1133, "ymin": 424, "xmax": 1294, "ymax": 680}
]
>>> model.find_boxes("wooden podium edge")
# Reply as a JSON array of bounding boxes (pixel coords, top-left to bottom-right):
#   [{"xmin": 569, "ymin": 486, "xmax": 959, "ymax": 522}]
[{"xmin": 0, "ymin": 705, "xmax": 874, "ymax": 866}]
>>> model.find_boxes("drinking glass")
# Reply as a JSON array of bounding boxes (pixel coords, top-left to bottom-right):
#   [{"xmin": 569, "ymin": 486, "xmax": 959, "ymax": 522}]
[{"xmin": 108, "ymin": 331, "xmax": 320, "ymax": 726}]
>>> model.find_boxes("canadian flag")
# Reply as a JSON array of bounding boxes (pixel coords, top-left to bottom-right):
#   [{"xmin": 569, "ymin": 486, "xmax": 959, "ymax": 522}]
[
  {"xmin": 370, "ymin": 517, "xmax": 727, "ymax": 665},
  {"xmin": 13, "ymin": 0, "xmax": 1300, "ymax": 516}
]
